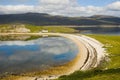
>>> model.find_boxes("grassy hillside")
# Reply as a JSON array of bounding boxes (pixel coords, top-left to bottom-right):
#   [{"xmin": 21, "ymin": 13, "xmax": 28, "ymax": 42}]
[
  {"xmin": 0, "ymin": 13, "xmax": 119, "ymax": 25},
  {"xmin": 58, "ymin": 35, "xmax": 120, "ymax": 80}
]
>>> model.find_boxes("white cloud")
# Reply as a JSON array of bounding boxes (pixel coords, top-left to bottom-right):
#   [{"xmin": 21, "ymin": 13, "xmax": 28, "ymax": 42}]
[
  {"xmin": 0, "ymin": 0, "xmax": 120, "ymax": 17},
  {"xmin": 107, "ymin": 1, "xmax": 120, "ymax": 11},
  {"xmin": 0, "ymin": 0, "xmax": 29, "ymax": 2},
  {"xmin": 0, "ymin": 5, "xmax": 34, "ymax": 14},
  {"xmin": 39, "ymin": 0, "xmax": 70, "ymax": 5}
]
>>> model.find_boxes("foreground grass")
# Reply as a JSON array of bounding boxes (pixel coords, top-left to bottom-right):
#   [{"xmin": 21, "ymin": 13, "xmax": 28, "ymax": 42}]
[
  {"xmin": 58, "ymin": 68, "xmax": 120, "ymax": 80},
  {"xmin": 58, "ymin": 34, "xmax": 120, "ymax": 80}
]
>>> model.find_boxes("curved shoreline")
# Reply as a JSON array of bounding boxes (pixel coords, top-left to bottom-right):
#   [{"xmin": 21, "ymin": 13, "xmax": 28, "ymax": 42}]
[{"xmin": 0, "ymin": 33, "xmax": 106, "ymax": 80}]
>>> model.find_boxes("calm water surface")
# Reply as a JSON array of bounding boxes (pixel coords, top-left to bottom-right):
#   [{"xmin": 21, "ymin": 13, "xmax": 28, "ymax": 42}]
[
  {"xmin": 73, "ymin": 26, "xmax": 120, "ymax": 35},
  {"xmin": 0, "ymin": 36, "xmax": 78, "ymax": 74}
]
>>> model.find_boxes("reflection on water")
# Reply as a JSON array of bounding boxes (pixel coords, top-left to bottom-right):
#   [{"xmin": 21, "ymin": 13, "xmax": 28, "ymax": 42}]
[
  {"xmin": 0, "ymin": 36, "xmax": 78, "ymax": 74},
  {"xmin": 0, "ymin": 35, "xmax": 31, "ymax": 41},
  {"xmin": 73, "ymin": 26, "xmax": 120, "ymax": 35}
]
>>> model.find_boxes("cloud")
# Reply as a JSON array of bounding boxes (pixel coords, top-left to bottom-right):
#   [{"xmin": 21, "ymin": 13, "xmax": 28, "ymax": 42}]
[
  {"xmin": 107, "ymin": 1, "xmax": 120, "ymax": 11},
  {"xmin": 39, "ymin": 0, "xmax": 70, "ymax": 5},
  {"xmin": 0, "ymin": 0, "xmax": 30, "ymax": 3},
  {"xmin": 0, "ymin": 5, "xmax": 34, "ymax": 14},
  {"xmin": 0, "ymin": 0, "xmax": 120, "ymax": 17}
]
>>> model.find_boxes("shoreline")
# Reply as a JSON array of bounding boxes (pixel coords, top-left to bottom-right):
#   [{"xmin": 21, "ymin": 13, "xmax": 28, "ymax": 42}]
[{"xmin": 0, "ymin": 33, "xmax": 106, "ymax": 80}]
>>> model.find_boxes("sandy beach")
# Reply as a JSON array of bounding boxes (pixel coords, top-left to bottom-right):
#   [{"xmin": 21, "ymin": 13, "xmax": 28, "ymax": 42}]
[{"xmin": 0, "ymin": 33, "xmax": 106, "ymax": 80}]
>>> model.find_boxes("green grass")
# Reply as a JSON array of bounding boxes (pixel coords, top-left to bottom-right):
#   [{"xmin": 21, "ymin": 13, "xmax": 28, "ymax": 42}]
[
  {"xmin": 0, "ymin": 24, "xmax": 77, "ymax": 33},
  {"xmin": 87, "ymin": 35, "xmax": 120, "ymax": 69},
  {"xmin": 25, "ymin": 36, "xmax": 41, "ymax": 41},
  {"xmin": 58, "ymin": 34, "xmax": 120, "ymax": 80},
  {"xmin": 58, "ymin": 68, "xmax": 120, "ymax": 80},
  {"xmin": 25, "ymin": 25, "xmax": 77, "ymax": 33}
]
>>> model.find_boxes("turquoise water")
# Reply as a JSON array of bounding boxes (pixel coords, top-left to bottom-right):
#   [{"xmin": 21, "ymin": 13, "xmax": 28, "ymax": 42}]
[{"xmin": 0, "ymin": 36, "xmax": 78, "ymax": 74}]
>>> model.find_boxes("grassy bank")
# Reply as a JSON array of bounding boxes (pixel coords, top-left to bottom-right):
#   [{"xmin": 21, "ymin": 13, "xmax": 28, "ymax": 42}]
[
  {"xmin": 87, "ymin": 35, "xmax": 120, "ymax": 69},
  {"xmin": 0, "ymin": 24, "xmax": 77, "ymax": 33},
  {"xmin": 58, "ymin": 34, "xmax": 120, "ymax": 80},
  {"xmin": 26, "ymin": 25, "xmax": 77, "ymax": 33}
]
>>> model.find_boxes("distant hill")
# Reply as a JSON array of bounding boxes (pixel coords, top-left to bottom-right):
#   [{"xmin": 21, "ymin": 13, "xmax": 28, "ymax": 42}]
[
  {"xmin": 0, "ymin": 13, "xmax": 120, "ymax": 25},
  {"xmin": 89, "ymin": 15, "xmax": 120, "ymax": 24}
]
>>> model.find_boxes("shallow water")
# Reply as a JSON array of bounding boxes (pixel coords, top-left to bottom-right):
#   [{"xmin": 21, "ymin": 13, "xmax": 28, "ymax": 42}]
[{"xmin": 0, "ymin": 36, "xmax": 78, "ymax": 74}]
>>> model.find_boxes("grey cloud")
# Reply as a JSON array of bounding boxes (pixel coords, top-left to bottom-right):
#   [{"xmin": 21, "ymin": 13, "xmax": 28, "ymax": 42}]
[{"xmin": 0, "ymin": 0, "xmax": 120, "ymax": 17}]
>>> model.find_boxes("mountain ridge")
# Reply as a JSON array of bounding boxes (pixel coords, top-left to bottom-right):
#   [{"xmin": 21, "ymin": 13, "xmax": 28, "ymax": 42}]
[{"xmin": 0, "ymin": 13, "xmax": 120, "ymax": 25}]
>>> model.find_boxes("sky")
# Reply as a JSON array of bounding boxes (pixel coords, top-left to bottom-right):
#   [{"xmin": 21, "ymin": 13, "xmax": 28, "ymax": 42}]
[{"xmin": 0, "ymin": 0, "xmax": 120, "ymax": 17}]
